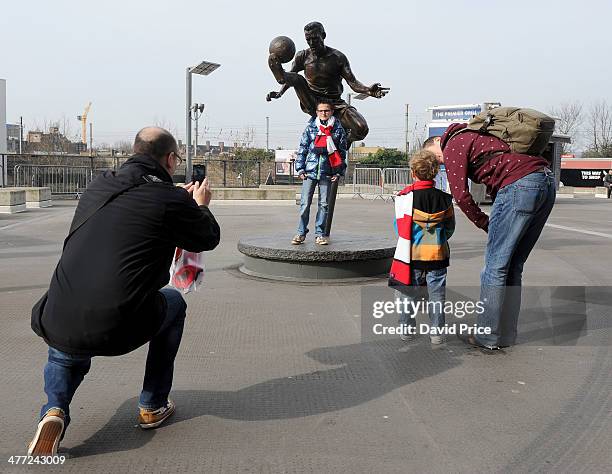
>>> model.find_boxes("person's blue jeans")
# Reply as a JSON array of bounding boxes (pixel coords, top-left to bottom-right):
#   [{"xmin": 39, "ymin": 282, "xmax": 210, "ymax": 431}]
[
  {"xmin": 297, "ymin": 177, "xmax": 331, "ymax": 237},
  {"xmin": 396, "ymin": 267, "xmax": 447, "ymax": 332},
  {"xmin": 476, "ymin": 170, "xmax": 556, "ymax": 348},
  {"xmin": 40, "ymin": 287, "xmax": 187, "ymax": 430}
]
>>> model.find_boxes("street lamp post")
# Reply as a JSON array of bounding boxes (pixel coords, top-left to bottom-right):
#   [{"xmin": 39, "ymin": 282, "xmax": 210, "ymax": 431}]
[{"xmin": 185, "ymin": 60, "xmax": 220, "ymax": 182}]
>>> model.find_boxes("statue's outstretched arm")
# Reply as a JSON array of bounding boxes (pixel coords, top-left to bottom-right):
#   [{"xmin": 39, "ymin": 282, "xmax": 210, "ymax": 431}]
[{"xmin": 340, "ymin": 55, "xmax": 389, "ymax": 99}]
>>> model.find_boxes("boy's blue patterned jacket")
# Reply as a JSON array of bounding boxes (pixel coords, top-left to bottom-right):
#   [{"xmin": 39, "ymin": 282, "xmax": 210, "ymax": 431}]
[{"xmin": 295, "ymin": 117, "xmax": 348, "ymax": 179}]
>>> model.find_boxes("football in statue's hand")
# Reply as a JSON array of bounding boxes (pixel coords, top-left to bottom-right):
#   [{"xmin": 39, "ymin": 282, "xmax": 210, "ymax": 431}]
[{"xmin": 269, "ymin": 36, "xmax": 296, "ymax": 64}]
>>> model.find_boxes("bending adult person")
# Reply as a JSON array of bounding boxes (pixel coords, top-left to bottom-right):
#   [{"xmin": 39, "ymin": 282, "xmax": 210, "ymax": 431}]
[
  {"xmin": 28, "ymin": 127, "xmax": 220, "ymax": 455},
  {"xmin": 425, "ymin": 124, "xmax": 555, "ymax": 351}
]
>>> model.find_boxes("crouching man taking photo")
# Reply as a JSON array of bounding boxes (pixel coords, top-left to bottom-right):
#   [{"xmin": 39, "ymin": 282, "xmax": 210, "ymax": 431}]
[{"xmin": 28, "ymin": 127, "xmax": 220, "ymax": 455}]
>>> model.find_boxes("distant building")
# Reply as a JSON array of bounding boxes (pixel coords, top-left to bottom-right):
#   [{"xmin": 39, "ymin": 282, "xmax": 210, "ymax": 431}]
[
  {"xmin": 7, "ymin": 123, "xmax": 19, "ymax": 140},
  {"xmin": 6, "ymin": 123, "xmax": 20, "ymax": 153},
  {"xmin": 25, "ymin": 129, "xmax": 85, "ymax": 154},
  {"xmin": 27, "ymin": 131, "xmax": 43, "ymax": 143},
  {"xmin": 192, "ymin": 140, "xmax": 235, "ymax": 157}
]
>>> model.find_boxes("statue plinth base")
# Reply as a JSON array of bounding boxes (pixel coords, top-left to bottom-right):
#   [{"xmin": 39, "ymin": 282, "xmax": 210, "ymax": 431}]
[{"xmin": 237, "ymin": 232, "xmax": 395, "ymax": 282}]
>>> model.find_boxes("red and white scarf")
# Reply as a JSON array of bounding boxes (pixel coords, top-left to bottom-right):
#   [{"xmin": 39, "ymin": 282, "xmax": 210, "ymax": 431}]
[
  {"xmin": 389, "ymin": 180, "xmax": 435, "ymax": 289},
  {"xmin": 314, "ymin": 115, "xmax": 343, "ymax": 168}
]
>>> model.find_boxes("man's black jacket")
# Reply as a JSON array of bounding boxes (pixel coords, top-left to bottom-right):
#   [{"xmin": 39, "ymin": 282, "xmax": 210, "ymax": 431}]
[{"xmin": 31, "ymin": 155, "xmax": 220, "ymax": 356}]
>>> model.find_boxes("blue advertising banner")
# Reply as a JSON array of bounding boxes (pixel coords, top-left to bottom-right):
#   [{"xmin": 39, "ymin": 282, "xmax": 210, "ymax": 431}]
[{"xmin": 432, "ymin": 107, "xmax": 481, "ymax": 121}]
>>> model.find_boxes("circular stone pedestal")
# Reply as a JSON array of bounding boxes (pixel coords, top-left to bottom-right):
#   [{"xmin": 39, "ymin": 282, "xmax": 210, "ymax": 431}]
[{"xmin": 237, "ymin": 232, "xmax": 396, "ymax": 282}]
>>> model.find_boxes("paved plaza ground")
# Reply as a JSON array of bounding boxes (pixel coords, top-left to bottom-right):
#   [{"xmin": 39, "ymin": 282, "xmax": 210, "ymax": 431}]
[{"xmin": 0, "ymin": 196, "xmax": 611, "ymax": 473}]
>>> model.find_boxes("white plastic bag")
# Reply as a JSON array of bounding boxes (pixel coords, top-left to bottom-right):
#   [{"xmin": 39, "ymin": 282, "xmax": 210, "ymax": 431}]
[{"xmin": 169, "ymin": 248, "xmax": 205, "ymax": 293}]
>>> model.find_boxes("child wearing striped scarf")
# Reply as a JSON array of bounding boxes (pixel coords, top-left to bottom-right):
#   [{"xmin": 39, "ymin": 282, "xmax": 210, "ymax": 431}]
[{"xmin": 389, "ymin": 149, "xmax": 455, "ymax": 344}]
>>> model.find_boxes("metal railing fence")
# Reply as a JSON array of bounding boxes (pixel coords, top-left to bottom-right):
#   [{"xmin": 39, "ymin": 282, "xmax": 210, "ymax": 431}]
[
  {"xmin": 383, "ymin": 168, "xmax": 411, "ymax": 194},
  {"xmin": 13, "ymin": 165, "xmax": 96, "ymax": 195},
  {"xmin": 353, "ymin": 167, "xmax": 385, "ymax": 198}
]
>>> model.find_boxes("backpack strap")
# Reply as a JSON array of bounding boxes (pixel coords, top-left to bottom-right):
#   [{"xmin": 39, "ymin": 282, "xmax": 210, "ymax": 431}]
[
  {"xmin": 445, "ymin": 112, "xmax": 495, "ymax": 146},
  {"xmin": 477, "ymin": 113, "xmax": 494, "ymax": 133}
]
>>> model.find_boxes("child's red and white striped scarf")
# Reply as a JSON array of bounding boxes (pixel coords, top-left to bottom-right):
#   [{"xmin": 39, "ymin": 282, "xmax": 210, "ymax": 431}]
[
  {"xmin": 389, "ymin": 180, "xmax": 435, "ymax": 289},
  {"xmin": 314, "ymin": 116, "xmax": 343, "ymax": 168}
]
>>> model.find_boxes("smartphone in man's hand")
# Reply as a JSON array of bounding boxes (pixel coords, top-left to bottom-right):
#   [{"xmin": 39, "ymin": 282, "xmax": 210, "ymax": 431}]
[{"xmin": 193, "ymin": 164, "xmax": 207, "ymax": 184}]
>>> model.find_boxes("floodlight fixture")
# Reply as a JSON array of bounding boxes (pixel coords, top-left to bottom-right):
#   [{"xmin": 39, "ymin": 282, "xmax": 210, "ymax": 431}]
[{"xmin": 190, "ymin": 61, "xmax": 221, "ymax": 76}]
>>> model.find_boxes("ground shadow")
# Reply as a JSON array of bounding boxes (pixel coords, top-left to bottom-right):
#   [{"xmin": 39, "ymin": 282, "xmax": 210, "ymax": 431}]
[
  {"xmin": 450, "ymin": 237, "xmax": 597, "ymax": 263},
  {"xmin": 67, "ymin": 338, "xmax": 463, "ymax": 458},
  {"xmin": 444, "ymin": 286, "xmax": 609, "ymax": 347}
]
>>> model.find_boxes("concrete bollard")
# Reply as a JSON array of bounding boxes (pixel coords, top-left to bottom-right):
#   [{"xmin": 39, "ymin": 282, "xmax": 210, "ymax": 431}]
[
  {"xmin": 0, "ymin": 189, "xmax": 27, "ymax": 214},
  {"xmin": 13, "ymin": 187, "xmax": 52, "ymax": 208}
]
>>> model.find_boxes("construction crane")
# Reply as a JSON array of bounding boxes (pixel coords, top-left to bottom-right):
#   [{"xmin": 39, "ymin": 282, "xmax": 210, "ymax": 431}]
[{"xmin": 76, "ymin": 102, "xmax": 92, "ymax": 144}]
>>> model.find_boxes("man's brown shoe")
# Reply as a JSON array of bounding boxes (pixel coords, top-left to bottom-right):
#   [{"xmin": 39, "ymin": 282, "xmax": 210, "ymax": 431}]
[
  {"xmin": 28, "ymin": 408, "xmax": 65, "ymax": 456},
  {"xmin": 291, "ymin": 234, "xmax": 306, "ymax": 245},
  {"xmin": 138, "ymin": 399, "xmax": 176, "ymax": 429}
]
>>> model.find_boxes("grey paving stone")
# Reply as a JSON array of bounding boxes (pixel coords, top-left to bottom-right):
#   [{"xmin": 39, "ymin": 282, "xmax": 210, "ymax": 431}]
[{"xmin": 0, "ymin": 197, "xmax": 610, "ymax": 473}]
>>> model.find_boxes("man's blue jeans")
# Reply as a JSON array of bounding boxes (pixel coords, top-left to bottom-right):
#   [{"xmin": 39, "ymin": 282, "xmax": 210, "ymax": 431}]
[
  {"xmin": 297, "ymin": 177, "xmax": 331, "ymax": 237},
  {"xmin": 396, "ymin": 267, "xmax": 447, "ymax": 331},
  {"xmin": 40, "ymin": 288, "xmax": 187, "ymax": 430},
  {"xmin": 476, "ymin": 170, "xmax": 556, "ymax": 348}
]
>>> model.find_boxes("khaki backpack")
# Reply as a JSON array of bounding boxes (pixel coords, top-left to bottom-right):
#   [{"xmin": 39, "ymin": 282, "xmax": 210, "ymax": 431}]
[{"xmin": 453, "ymin": 107, "xmax": 556, "ymax": 155}]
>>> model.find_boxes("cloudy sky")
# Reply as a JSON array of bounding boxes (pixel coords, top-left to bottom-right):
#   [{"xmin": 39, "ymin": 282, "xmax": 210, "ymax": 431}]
[{"xmin": 1, "ymin": 0, "xmax": 610, "ymax": 150}]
